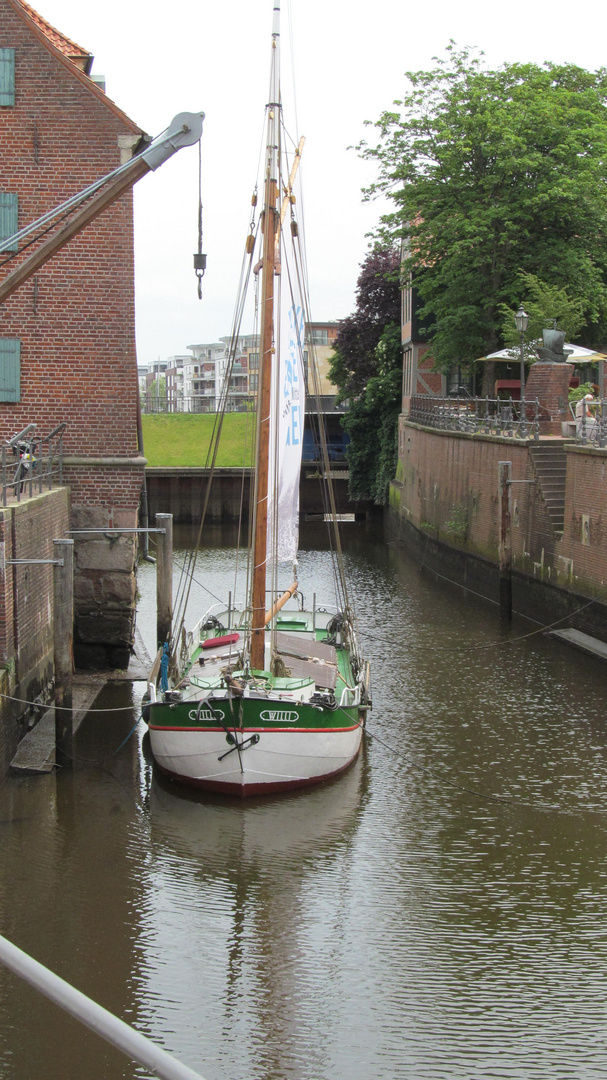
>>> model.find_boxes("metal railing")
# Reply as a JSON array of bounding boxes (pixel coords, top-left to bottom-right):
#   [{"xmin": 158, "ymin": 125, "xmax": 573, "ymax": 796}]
[
  {"xmin": 1, "ymin": 423, "xmax": 66, "ymax": 506},
  {"xmin": 574, "ymin": 399, "xmax": 607, "ymax": 448},
  {"xmin": 141, "ymin": 394, "xmax": 256, "ymax": 414},
  {"xmin": 408, "ymin": 395, "xmax": 540, "ymax": 441},
  {"xmin": 0, "ymin": 934, "xmax": 207, "ymax": 1080}
]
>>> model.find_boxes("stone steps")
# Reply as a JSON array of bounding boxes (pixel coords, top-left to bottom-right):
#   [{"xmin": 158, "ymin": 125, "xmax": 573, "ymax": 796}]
[{"xmin": 529, "ymin": 443, "xmax": 567, "ymax": 531}]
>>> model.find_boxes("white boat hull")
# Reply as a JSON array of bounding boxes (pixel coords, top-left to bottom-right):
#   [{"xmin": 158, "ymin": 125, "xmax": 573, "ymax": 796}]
[{"xmin": 149, "ymin": 725, "xmax": 363, "ymax": 796}]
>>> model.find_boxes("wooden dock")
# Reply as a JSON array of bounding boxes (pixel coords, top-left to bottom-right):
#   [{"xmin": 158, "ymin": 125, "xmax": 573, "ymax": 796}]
[
  {"xmin": 548, "ymin": 627, "xmax": 607, "ymax": 664},
  {"xmin": 10, "ymin": 630, "xmax": 152, "ymax": 775}
]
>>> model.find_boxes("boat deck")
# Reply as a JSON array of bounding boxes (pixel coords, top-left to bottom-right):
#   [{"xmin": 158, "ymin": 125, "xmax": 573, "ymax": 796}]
[{"xmin": 174, "ymin": 610, "xmax": 355, "ymax": 704}]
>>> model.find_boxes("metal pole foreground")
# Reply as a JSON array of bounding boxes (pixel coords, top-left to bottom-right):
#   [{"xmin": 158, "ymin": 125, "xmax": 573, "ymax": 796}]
[
  {"xmin": 498, "ymin": 462, "xmax": 512, "ymax": 621},
  {"xmin": 0, "ymin": 934, "xmax": 208, "ymax": 1080},
  {"xmin": 156, "ymin": 513, "xmax": 173, "ymax": 651},
  {"xmin": 53, "ymin": 539, "xmax": 74, "ymax": 767}
]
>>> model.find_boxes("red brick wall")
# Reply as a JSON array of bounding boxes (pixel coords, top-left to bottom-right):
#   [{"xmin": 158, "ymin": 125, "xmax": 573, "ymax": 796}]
[
  {"xmin": 394, "ymin": 418, "xmax": 541, "ymax": 563},
  {"xmin": 560, "ymin": 445, "xmax": 607, "ymax": 593},
  {"xmin": 0, "ymin": 3, "xmax": 145, "ymax": 666},
  {"xmin": 0, "ymin": 487, "xmax": 70, "ymax": 776},
  {"xmin": 0, "ymin": 1, "xmax": 141, "ymax": 461},
  {"xmin": 393, "ymin": 420, "xmax": 607, "ymax": 600}
]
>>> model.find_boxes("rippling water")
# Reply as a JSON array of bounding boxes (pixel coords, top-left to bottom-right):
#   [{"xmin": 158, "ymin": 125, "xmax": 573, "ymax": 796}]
[{"xmin": 2, "ymin": 522, "xmax": 607, "ymax": 1079}]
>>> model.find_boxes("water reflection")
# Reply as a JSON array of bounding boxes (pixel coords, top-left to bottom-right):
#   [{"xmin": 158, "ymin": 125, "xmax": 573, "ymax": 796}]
[
  {"xmin": 2, "ymin": 525, "xmax": 607, "ymax": 1079},
  {"xmin": 138, "ymin": 756, "xmax": 368, "ymax": 1080}
]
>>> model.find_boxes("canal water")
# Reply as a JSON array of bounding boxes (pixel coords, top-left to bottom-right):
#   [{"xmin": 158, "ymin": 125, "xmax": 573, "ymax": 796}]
[{"xmin": 2, "ymin": 522, "xmax": 607, "ymax": 1079}]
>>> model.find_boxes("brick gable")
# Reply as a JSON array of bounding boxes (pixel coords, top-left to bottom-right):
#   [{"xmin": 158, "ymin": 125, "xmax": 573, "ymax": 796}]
[{"xmin": 0, "ymin": 0, "xmax": 146, "ymax": 667}]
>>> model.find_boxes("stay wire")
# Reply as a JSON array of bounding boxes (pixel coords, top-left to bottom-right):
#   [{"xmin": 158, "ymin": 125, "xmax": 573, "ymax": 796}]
[
  {"xmin": 171, "ymin": 223, "xmax": 260, "ymax": 652},
  {"xmin": 59, "ymin": 715, "xmax": 143, "ymax": 766},
  {"xmin": 172, "ymin": 84, "xmax": 275, "ymax": 659},
  {"xmin": 286, "ymin": 188, "xmax": 355, "ymax": 633},
  {"xmin": 0, "ymin": 691, "xmax": 142, "ymax": 713},
  {"xmin": 357, "ymin": 579, "xmax": 607, "ymax": 656}
]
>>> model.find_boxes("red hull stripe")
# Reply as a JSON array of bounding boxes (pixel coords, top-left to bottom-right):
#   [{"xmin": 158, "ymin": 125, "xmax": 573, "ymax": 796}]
[
  {"xmin": 149, "ymin": 723, "xmax": 360, "ymax": 734},
  {"xmin": 154, "ymin": 757, "xmax": 358, "ymax": 796}
]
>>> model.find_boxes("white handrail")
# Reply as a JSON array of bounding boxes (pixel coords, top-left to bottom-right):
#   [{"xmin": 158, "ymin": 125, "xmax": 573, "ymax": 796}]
[{"xmin": 0, "ymin": 934, "xmax": 208, "ymax": 1080}]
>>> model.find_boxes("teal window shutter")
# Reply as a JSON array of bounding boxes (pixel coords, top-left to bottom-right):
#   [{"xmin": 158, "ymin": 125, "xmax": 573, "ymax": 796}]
[
  {"xmin": 0, "ymin": 340, "xmax": 21, "ymax": 403},
  {"xmin": 0, "ymin": 193, "xmax": 18, "ymax": 252},
  {"xmin": 0, "ymin": 49, "xmax": 15, "ymax": 107}
]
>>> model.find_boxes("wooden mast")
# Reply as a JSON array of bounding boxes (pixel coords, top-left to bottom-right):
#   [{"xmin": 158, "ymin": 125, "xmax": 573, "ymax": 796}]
[{"xmin": 250, "ymin": 2, "xmax": 281, "ymax": 671}]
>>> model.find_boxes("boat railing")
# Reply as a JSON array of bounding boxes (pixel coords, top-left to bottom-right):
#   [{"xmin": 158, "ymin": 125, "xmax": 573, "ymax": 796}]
[
  {"xmin": 190, "ymin": 601, "xmax": 248, "ymax": 642},
  {"xmin": 339, "ymin": 683, "xmax": 359, "ymax": 707},
  {"xmin": 0, "ymin": 933, "xmax": 208, "ymax": 1080},
  {"xmin": 189, "ymin": 606, "xmax": 225, "ymax": 643}
]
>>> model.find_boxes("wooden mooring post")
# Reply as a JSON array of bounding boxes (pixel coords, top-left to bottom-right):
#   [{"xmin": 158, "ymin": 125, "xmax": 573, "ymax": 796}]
[
  {"xmin": 498, "ymin": 461, "xmax": 512, "ymax": 621},
  {"xmin": 53, "ymin": 539, "xmax": 74, "ymax": 767},
  {"xmin": 156, "ymin": 513, "xmax": 173, "ymax": 650}
]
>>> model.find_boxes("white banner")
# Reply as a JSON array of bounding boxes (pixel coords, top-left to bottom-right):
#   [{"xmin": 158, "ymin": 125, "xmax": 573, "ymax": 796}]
[{"xmin": 267, "ymin": 296, "xmax": 305, "ymax": 564}]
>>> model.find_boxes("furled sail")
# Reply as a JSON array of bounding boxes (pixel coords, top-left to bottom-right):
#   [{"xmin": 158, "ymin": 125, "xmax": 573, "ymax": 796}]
[{"xmin": 267, "ymin": 292, "xmax": 306, "ymax": 564}]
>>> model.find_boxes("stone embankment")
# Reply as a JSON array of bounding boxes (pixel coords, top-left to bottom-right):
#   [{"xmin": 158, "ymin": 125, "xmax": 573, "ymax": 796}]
[{"xmin": 388, "ymin": 419, "xmax": 607, "ymax": 639}]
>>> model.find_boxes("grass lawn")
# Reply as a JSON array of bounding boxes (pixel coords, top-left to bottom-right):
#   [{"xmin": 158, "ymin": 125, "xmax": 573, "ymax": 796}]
[{"xmin": 142, "ymin": 413, "xmax": 255, "ymax": 468}]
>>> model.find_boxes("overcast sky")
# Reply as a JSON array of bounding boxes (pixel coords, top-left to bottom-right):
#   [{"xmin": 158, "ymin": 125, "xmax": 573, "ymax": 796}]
[{"xmin": 35, "ymin": 0, "xmax": 607, "ymax": 366}]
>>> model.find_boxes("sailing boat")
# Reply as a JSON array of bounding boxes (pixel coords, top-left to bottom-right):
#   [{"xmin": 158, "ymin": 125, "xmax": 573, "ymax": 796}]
[{"xmin": 144, "ymin": 0, "xmax": 371, "ymax": 795}]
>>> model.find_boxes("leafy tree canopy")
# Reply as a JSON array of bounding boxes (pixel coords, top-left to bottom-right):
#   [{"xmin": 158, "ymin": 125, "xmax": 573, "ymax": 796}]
[
  {"xmin": 360, "ymin": 46, "xmax": 607, "ymax": 371},
  {"xmin": 329, "ymin": 247, "xmax": 401, "ymax": 400},
  {"xmin": 329, "ymin": 248, "xmax": 402, "ymax": 504},
  {"xmin": 499, "ymin": 272, "xmax": 586, "ymax": 361}
]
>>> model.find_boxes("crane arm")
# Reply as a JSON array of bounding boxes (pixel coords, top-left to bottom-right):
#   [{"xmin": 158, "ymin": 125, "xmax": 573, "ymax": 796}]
[{"xmin": 0, "ymin": 111, "xmax": 204, "ymax": 307}]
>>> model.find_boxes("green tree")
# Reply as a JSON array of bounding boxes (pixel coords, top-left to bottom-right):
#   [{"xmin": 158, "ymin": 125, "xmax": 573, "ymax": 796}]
[
  {"xmin": 361, "ymin": 47, "xmax": 607, "ymax": 387},
  {"xmin": 329, "ymin": 250, "xmax": 401, "ymax": 504},
  {"xmin": 499, "ymin": 272, "xmax": 585, "ymax": 354}
]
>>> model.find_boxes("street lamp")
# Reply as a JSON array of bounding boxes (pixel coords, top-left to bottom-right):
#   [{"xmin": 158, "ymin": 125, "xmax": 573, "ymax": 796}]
[{"xmin": 514, "ymin": 305, "xmax": 529, "ymax": 434}]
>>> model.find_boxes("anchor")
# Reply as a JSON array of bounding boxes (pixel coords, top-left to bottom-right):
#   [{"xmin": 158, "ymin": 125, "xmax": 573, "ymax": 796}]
[{"xmin": 218, "ymin": 733, "xmax": 260, "ymax": 761}]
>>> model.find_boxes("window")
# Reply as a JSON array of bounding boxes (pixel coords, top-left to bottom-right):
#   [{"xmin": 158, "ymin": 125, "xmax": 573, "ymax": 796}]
[
  {"xmin": 308, "ymin": 329, "xmax": 328, "ymax": 346},
  {"xmin": 402, "ymin": 277, "xmax": 412, "ymax": 327},
  {"xmin": 0, "ymin": 193, "xmax": 18, "ymax": 252},
  {"xmin": 0, "ymin": 49, "xmax": 15, "ymax": 107},
  {"xmin": 249, "ymin": 352, "xmax": 259, "ymax": 370},
  {"xmin": 402, "ymin": 346, "xmax": 413, "ymax": 398},
  {"xmin": 249, "ymin": 373, "xmax": 258, "ymax": 392},
  {"xmin": 0, "ymin": 339, "xmax": 21, "ymax": 402}
]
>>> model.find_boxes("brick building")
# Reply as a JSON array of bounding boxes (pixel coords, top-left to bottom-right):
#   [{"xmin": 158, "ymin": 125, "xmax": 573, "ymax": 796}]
[
  {"xmin": 0, "ymin": 0, "xmax": 145, "ymax": 667},
  {"xmin": 400, "ymin": 278, "xmax": 444, "ymax": 413}
]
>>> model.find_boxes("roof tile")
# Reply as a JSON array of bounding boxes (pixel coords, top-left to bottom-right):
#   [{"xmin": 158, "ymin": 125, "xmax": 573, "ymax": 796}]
[{"xmin": 15, "ymin": 0, "xmax": 92, "ymax": 67}]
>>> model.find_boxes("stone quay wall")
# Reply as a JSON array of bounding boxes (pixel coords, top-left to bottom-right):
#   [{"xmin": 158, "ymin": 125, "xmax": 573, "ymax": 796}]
[
  {"xmin": 388, "ymin": 419, "xmax": 607, "ymax": 638},
  {"xmin": 146, "ymin": 468, "xmax": 374, "ymax": 523},
  {"xmin": 0, "ymin": 486, "xmax": 70, "ymax": 777},
  {"xmin": 64, "ymin": 460, "xmax": 144, "ymax": 668}
]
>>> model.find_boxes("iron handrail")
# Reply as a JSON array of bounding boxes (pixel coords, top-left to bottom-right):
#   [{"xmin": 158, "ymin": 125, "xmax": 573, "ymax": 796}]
[
  {"xmin": 0, "ymin": 933, "xmax": 207, "ymax": 1080},
  {"xmin": 408, "ymin": 395, "xmax": 540, "ymax": 440},
  {"xmin": 574, "ymin": 398, "xmax": 607, "ymax": 448},
  {"xmin": 1, "ymin": 423, "xmax": 66, "ymax": 506}
]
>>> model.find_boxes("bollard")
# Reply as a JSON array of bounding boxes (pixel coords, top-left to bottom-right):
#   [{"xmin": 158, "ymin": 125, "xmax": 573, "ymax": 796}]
[
  {"xmin": 498, "ymin": 461, "xmax": 512, "ymax": 621},
  {"xmin": 53, "ymin": 538, "xmax": 74, "ymax": 767}
]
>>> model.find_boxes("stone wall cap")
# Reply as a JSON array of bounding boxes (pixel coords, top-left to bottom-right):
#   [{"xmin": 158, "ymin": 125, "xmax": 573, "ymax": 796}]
[
  {"xmin": 564, "ymin": 443, "xmax": 607, "ymax": 456},
  {"xmin": 145, "ymin": 466, "xmax": 252, "ymax": 475},
  {"xmin": 63, "ymin": 456, "xmax": 147, "ymax": 468}
]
